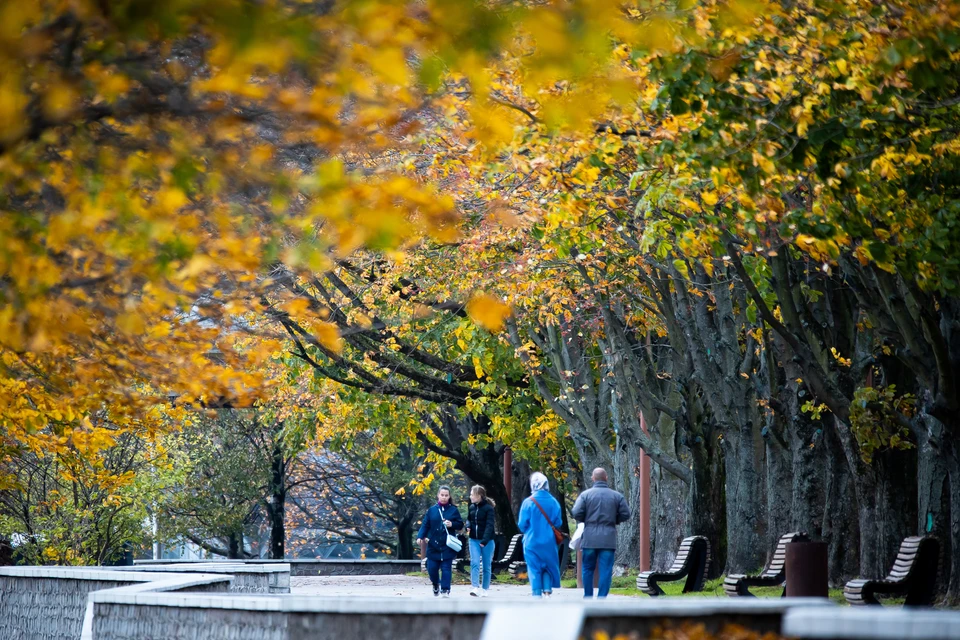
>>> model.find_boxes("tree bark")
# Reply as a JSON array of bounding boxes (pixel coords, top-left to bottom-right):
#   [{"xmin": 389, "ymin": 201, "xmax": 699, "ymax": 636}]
[
  {"xmin": 268, "ymin": 439, "xmax": 286, "ymax": 560},
  {"xmin": 396, "ymin": 513, "xmax": 415, "ymax": 560},
  {"xmin": 689, "ymin": 428, "xmax": 726, "ymax": 578}
]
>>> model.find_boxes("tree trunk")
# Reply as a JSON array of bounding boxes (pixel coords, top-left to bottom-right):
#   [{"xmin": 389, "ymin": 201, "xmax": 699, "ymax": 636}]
[
  {"xmin": 511, "ymin": 459, "xmax": 531, "ymax": 518},
  {"xmin": 689, "ymin": 430, "xmax": 726, "ymax": 579},
  {"xmin": 652, "ymin": 458, "xmax": 688, "ymax": 572},
  {"xmin": 821, "ymin": 424, "xmax": 860, "ymax": 585},
  {"xmin": 765, "ymin": 434, "xmax": 793, "ymax": 551},
  {"xmin": 650, "ymin": 406, "xmax": 690, "ymax": 573},
  {"xmin": 875, "ymin": 448, "xmax": 917, "ymax": 572},
  {"xmin": 228, "ymin": 533, "xmax": 242, "ymax": 559},
  {"xmin": 789, "ymin": 417, "xmax": 826, "ymax": 537},
  {"xmin": 916, "ymin": 411, "xmax": 960, "ymax": 603},
  {"xmin": 396, "ymin": 513, "xmax": 415, "ymax": 559},
  {"xmin": 613, "ymin": 435, "xmax": 641, "ymax": 568},
  {"xmin": 268, "ymin": 441, "xmax": 286, "ymax": 560},
  {"xmin": 721, "ymin": 420, "xmax": 767, "ymax": 573},
  {"xmin": 946, "ymin": 440, "xmax": 960, "ymax": 604}
]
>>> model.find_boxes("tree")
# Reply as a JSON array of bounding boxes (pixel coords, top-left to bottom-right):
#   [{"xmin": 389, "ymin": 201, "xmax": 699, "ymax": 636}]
[
  {"xmin": 288, "ymin": 438, "xmax": 439, "ymax": 560},
  {"xmin": 0, "ymin": 428, "xmax": 159, "ymax": 565},
  {"xmin": 156, "ymin": 410, "xmax": 267, "ymax": 559}
]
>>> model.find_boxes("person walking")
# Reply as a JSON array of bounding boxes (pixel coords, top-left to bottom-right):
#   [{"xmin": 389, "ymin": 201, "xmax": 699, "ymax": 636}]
[
  {"xmin": 416, "ymin": 485, "xmax": 464, "ymax": 597},
  {"xmin": 518, "ymin": 472, "xmax": 563, "ymax": 598},
  {"xmin": 466, "ymin": 485, "xmax": 496, "ymax": 597},
  {"xmin": 572, "ymin": 467, "xmax": 630, "ymax": 598}
]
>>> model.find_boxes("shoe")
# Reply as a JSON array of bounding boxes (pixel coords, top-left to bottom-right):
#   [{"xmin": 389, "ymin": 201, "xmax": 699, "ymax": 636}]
[
  {"xmin": 433, "ymin": 585, "xmax": 440, "ymax": 597},
  {"xmin": 480, "ymin": 589, "xmax": 489, "ymax": 597},
  {"xmin": 469, "ymin": 588, "xmax": 479, "ymax": 597},
  {"xmin": 441, "ymin": 591, "xmax": 451, "ymax": 598},
  {"xmin": 543, "ymin": 591, "xmax": 552, "ymax": 599}
]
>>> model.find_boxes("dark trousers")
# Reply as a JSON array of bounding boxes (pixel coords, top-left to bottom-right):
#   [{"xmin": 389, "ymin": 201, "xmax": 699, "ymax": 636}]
[{"xmin": 427, "ymin": 556, "xmax": 453, "ymax": 591}]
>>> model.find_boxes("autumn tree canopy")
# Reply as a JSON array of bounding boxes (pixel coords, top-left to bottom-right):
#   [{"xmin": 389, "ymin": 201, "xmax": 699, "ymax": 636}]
[{"xmin": 2, "ymin": 0, "xmax": 960, "ymax": 602}]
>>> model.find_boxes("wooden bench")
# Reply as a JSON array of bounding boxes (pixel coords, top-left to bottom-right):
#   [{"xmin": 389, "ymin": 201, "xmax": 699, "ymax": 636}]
[
  {"xmin": 723, "ymin": 531, "xmax": 808, "ymax": 597},
  {"xmin": 508, "ymin": 560, "xmax": 527, "ymax": 579},
  {"xmin": 844, "ymin": 536, "xmax": 940, "ymax": 606},
  {"xmin": 506, "ymin": 539, "xmax": 568, "ymax": 581},
  {"xmin": 492, "ymin": 534, "xmax": 524, "ymax": 573},
  {"xmin": 453, "ymin": 533, "xmax": 523, "ymax": 574},
  {"xmin": 637, "ymin": 535, "xmax": 710, "ymax": 596}
]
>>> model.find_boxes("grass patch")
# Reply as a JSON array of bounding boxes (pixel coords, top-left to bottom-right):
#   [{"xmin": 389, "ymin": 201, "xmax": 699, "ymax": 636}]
[{"xmin": 563, "ymin": 571, "xmax": 849, "ymax": 603}]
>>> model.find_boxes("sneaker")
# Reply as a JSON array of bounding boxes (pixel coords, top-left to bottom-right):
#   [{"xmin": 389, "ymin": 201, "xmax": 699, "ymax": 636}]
[
  {"xmin": 433, "ymin": 585, "xmax": 440, "ymax": 597},
  {"xmin": 543, "ymin": 591, "xmax": 552, "ymax": 599},
  {"xmin": 480, "ymin": 589, "xmax": 489, "ymax": 597},
  {"xmin": 469, "ymin": 588, "xmax": 479, "ymax": 597},
  {"xmin": 441, "ymin": 591, "xmax": 451, "ymax": 598}
]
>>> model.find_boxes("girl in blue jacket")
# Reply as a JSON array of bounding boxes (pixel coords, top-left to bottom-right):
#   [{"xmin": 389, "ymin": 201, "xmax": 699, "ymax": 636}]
[
  {"xmin": 518, "ymin": 472, "xmax": 563, "ymax": 598},
  {"xmin": 416, "ymin": 485, "xmax": 464, "ymax": 597}
]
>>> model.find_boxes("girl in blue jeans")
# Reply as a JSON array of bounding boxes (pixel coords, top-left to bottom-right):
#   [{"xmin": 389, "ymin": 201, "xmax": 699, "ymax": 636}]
[{"xmin": 466, "ymin": 485, "xmax": 496, "ymax": 596}]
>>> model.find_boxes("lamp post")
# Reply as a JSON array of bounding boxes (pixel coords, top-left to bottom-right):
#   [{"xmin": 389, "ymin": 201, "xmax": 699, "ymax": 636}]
[{"xmin": 639, "ymin": 412, "xmax": 651, "ymax": 572}]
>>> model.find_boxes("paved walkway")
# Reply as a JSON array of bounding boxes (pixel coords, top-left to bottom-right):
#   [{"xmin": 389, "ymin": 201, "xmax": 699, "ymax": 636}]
[{"xmin": 291, "ymin": 575, "xmax": 624, "ymax": 600}]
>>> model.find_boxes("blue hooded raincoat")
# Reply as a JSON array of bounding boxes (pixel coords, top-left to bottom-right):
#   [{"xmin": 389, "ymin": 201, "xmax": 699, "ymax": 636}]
[{"xmin": 518, "ymin": 488, "xmax": 562, "ymax": 594}]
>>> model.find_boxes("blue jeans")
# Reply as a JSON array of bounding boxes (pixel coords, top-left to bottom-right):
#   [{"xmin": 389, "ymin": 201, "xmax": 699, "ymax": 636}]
[
  {"xmin": 582, "ymin": 548, "xmax": 615, "ymax": 598},
  {"xmin": 427, "ymin": 557, "xmax": 453, "ymax": 592},
  {"xmin": 469, "ymin": 539, "xmax": 495, "ymax": 590}
]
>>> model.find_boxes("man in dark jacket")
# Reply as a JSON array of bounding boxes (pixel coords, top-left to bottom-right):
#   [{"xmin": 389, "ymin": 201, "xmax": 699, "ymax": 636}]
[{"xmin": 572, "ymin": 468, "xmax": 631, "ymax": 598}]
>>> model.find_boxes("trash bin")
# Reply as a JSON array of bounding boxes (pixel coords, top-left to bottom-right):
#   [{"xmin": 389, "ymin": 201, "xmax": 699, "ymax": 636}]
[{"xmin": 785, "ymin": 541, "xmax": 828, "ymax": 597}]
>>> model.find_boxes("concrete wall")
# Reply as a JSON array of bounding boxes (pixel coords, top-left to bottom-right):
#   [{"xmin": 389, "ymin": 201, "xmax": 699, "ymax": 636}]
[
  {"xmin": 92, "ymin": 605, "xmax": 287, "ymax": 640},
  {"xmin": 101, "ymin": 564, "xmax": 290, "ymax": 593},
  {"xmin": 135, "ymin": 558, "xmax": 419, "ymax": 577},
  {"xmin": 0, "ymin": 576, "xmax": 138, "ymax": 640},
  {"xmin": 0, "ymin": 568, "xmax": 232, "ymax": 640},
  {"xmin": 288, "ymin": 612, "xmax": 485, "ymax": 640}
]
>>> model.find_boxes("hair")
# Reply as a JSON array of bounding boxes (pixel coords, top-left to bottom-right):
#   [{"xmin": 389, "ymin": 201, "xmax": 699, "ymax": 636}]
[
  {"xmin": 437, "ymin": 485, "xmax": 456, "ymax": 506},
  {"xmin": 592, "ymin": 467, "xmax": 608, "ymax": 483},
  {"xmin": 470, "ymin": 484, "xmax": 496, "ymax": 507}
]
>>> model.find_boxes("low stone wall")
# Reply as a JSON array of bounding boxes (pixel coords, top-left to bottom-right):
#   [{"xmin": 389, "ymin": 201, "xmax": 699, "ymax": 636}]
[
  {"xmin": 99, "ymin": 563, "xmax": 291, "ymax": 593},
  {"xmin": 0, "ymin": 568, "xmax": 231, "ymax": 640},
  {"xmin": 135, "ymin": 558, "xmax": 419, "ymax": 577},
  {"xmin": 288, "ymin": 611, "xmax": 485, "ymax": 640},
  {"xmin": 783, "ymin": 605, "xmax": 960, "ymax": 640},
  {"xmin": 92, "ymin": 604, "xmax": 288, "ymax": 640},
  {"xmin": 0, "ymin": 575, "xmax": 141, "ymax": 640},
  {"xmin": 479, "ymin": 599, "xmax": 831, "ymax": 640},
  {"xmin": 89, "ymin": 595, "xmax": 491, "ymax": 640},
  {"xmin": 576, "ymin": 599, "xmax": 799, "ymax": 639}
]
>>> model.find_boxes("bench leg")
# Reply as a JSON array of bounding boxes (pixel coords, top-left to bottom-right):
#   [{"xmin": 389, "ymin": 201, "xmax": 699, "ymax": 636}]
[{"xmin": 647, "ymin": 576, "xmax": 666, "ymax": 597}]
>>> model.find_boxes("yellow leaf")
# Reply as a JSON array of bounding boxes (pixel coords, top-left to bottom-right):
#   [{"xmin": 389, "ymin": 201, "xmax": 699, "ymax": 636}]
[
  {"xmin": 466, "ymin": 294, "xmax": 511, "ymax": 332},
  {"xmin": 473, "ymin": 356, "xmax": 485, "ymax": 379},
  {"xmin": 314, "ymin": 321, "xmax": 343, "ymax": 354},
  {"xmin": 43, "ymin": 81, "xmax": 79, "ymax": 122},
  {"xmin": 367, "ymin": 47, "xmax": 410, "ymax": 86}
]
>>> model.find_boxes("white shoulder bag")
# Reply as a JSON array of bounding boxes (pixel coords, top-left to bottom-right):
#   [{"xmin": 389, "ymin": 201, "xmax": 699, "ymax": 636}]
[
  {"xmin": 570, "ymin": 522, "xmax": 585, "ymax": 550},
  {"xmin": 439, "ymin": 507, "xmax": 462, "ymax": 552}
]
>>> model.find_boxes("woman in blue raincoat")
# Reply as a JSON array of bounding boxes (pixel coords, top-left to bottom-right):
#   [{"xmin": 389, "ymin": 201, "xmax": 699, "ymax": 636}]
[{"xmin": 518, "ymin": 472, "xmax": 563, "ymax": 598}]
